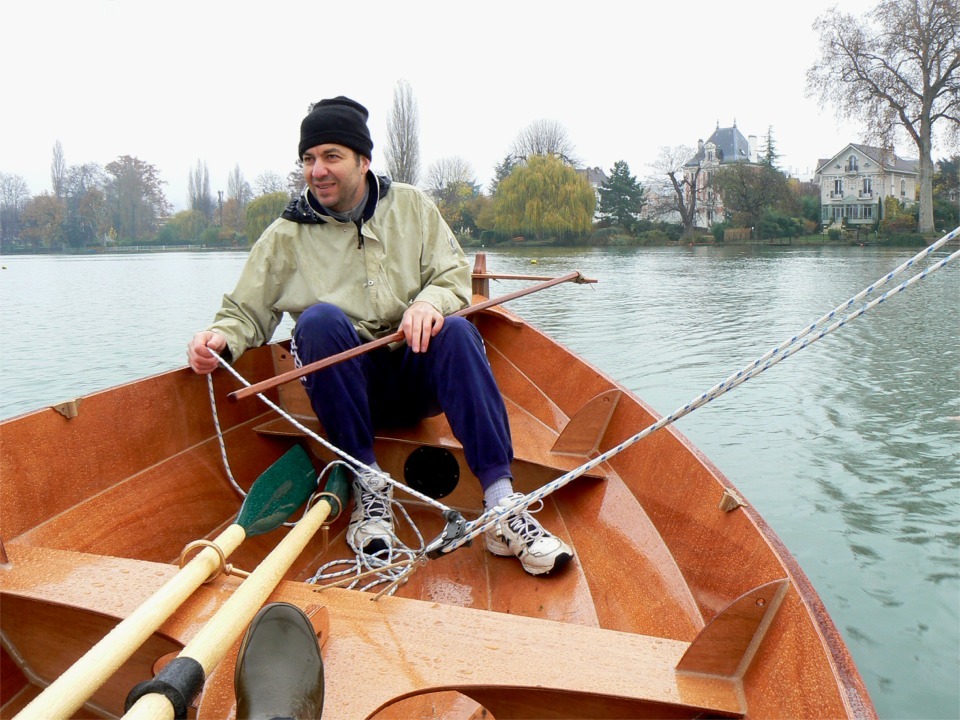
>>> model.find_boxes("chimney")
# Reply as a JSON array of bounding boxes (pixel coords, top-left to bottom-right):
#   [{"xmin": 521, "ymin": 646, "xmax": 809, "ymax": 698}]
[{"xmin": 749, "ymin": 135, "xmax": 758, "ymax": 163}]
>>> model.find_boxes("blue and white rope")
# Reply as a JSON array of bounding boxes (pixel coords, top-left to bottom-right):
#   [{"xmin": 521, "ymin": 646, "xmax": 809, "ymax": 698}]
[{"xmin": 430, "ymin": 226, "xmax": 960, "ymax": 556}]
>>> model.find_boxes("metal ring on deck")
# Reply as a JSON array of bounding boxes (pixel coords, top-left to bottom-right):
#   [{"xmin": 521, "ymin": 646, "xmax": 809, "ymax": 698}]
[
  {"xmin": 178, "ymin": 539, "xmax": 227, "ymax": 584},
  {"xmin": 308, "ymin": 490, "xmax": 344, "ymax": 523}
]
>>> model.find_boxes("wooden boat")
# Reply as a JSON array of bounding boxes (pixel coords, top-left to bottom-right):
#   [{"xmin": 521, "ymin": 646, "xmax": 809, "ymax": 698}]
[{"xmin": 0, "ymin": 254, "xmax": 876, "ymax": 719}]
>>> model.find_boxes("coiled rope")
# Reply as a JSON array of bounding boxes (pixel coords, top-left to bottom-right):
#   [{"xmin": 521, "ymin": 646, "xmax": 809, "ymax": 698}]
[{"xmin": 204, "ymin": 347, "xmax": 451, "ymax": 593}]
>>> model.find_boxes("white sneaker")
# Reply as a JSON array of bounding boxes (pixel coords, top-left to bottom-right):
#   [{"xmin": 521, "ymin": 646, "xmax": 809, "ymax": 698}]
[
  {"xmin": 346, "ymin": 468, "xmax": 397, "ymax": 555},
  {"xmin": 485, "ymin": 493, "xmax": 573, "ymax": 575}
]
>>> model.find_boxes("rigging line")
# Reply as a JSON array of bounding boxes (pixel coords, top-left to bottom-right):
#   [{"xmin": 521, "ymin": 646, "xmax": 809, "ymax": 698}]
[
  {"xmin": 434, "ymin": 235, "xmax": 960, "ymax": 555},
  {"xmin": 207, "ymin": 348, "xmax": 453, "ymax": 516}
]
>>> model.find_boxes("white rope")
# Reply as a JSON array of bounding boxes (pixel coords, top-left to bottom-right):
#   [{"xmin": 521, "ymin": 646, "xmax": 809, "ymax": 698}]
[
  {"xmin": 303, "ymin": 462, "xmax": 425, "ymax": 597},
  {"xmin": 306, "ymin": 460, "xmax": 426, "ymax": 598},
  {"xmin": 430, "ymin": 227, "xmax": 960, "ymax": 556},
  {"xmin": 206, "ymin": 348, "xmax": 455, "ymax": 592},
  {"xmin": 207, "ymin": 350, "xmax": 452, "ymax": 515},
  {"xmin": 206, "ymin": 373, "xmax": 245, "ymax": 498}
]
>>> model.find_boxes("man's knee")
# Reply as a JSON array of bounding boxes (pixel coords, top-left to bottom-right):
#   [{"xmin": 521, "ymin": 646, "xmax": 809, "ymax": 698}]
[
  {"xmin": 438, "ymin": 316, "xmax": 483, "ymax": 348},
  {"xmin": 296, "ymin": 303, "xmax": 351, "ymax": 334},
  {"xmin": 293, "ymin": 303, "xmax": 358, "ymax": 361}
]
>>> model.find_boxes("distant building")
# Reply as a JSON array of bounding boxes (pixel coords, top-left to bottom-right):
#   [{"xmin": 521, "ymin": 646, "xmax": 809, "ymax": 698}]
[
  {"xmin": 814, "ymin": 144, "xmax": 917, "ymax": 228},
  {"xmin": 684, "ymin": 121, "xmax": 759, "ymax": 228},
  {"xmin": 576, "ymin": 166, "xmax": 609, "ymax": 219}
]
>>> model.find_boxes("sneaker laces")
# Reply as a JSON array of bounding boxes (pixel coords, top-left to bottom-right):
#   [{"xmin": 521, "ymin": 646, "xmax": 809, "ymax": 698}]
[
  {"xmin": 499, "ymin": 498, "xmax": 547, "ymax": 547},
  {"xmin": 354, "ymin": 473, "xmax": 392, "ymax": 522}
]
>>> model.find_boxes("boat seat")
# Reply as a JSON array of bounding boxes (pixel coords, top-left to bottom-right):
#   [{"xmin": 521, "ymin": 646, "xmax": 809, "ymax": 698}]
[{"xmin": 253, "ymin": 404, "xmax": 609, "ymax": 484}]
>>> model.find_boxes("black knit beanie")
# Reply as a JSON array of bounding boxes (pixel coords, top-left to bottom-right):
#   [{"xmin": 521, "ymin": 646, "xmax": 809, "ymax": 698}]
[{"xmin": 298, "ymin": 96, "xmax": 373, "ymax": 160}]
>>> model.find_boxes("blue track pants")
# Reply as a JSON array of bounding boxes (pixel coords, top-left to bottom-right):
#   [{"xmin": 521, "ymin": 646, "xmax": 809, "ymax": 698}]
[{"xmin": 291, "ymin": 303, "xmax": 513, "ymax": 488}]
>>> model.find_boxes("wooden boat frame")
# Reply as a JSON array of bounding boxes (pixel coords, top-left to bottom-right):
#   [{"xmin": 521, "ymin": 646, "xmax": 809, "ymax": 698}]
[{"xmin": 0, "ymin": 255, "xmax": 876, "ymax": 719}]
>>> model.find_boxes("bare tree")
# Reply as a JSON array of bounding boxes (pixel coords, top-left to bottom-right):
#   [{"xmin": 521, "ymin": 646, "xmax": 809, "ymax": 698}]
[
  {"xmin": 424, "ymin": 156, "xmax": 476, "ymax": 204},
  {"xmin": 105, "ymin": 155, "xmax": 170, "ymax": 242},
  {"xmin": 0, "ymin": 172, "xmax": 31, "ymax": 250},
  {"xmin": 254, "ymin": 171, "xmax": 285, "ymax": 196},
  {"xmin": 227, "ymin": 164, "xmax": 253, "ymax": 206},
  {"xmin": 187, "ymin": 159, "xmax": 214, "ymax": 222},
  {"xmin": 385, "ymin": 80, "xmax": 421, "ymax": 185},
  {"xmin": 807, "ymin": 0, "xmax": 960, "ymax": 233},
  {"xmin": 65, "ymin": 163, "xmax": 106, "ymax": 195},
  {"xmin": 645, "ymin": 145, "xmax": 701, "ymax": 236},
  {"xmin": 51, "ymin": 140, "xmax": 67, "ymax": 199},
  {"xmin": 286, "ymin": 165, "xmax": 305, "ymax": 199},
  {"xmin": 510, "ymin": 119, "xmax": 580, "ymax": 166}
]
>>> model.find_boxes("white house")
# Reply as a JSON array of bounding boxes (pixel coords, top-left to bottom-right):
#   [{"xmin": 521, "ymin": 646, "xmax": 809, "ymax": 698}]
[
  {"xmin": 576, "ymin": 166, "xmax": 609, "ymax": 220},
  {"xmin": 814, "ymin": 144, "xmax": 918, "ymax": 228}
]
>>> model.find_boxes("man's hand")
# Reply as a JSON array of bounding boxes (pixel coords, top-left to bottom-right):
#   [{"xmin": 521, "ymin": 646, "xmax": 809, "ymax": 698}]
[
  {"xmin": 400, "ymin": 301, "xmax": 444, "ymax": 353},
  {"xmin": 187, "ymin": 331, "xmax": 227, "ymax": 374}
]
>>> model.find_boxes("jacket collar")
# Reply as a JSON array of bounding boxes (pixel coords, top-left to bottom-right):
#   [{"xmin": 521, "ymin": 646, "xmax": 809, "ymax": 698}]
[{"xmin": 281, "ymin": 172, "xmax": 392, "ymax": 225}]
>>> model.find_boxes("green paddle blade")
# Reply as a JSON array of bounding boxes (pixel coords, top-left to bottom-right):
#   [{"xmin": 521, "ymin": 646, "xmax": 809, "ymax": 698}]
[
  {"xmin": 237, "ymin": 445, "xmax": 318, "ymax": 536},
  {"xmin": 321, "ymin": 464, "xmax": 352, "ymax": 521}
]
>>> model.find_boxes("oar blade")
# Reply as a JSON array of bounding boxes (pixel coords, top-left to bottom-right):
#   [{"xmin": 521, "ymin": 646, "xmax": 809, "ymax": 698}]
[
  {"xmin": 321, "ymin": 463, "xmax": 352, "ymax": 518},
  {"xmin": 237, "ymin": 445, "xmax": 318, "ymax": 536}
]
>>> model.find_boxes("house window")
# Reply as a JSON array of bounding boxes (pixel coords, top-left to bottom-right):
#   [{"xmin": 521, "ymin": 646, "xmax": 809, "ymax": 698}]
[
  {"xmin": 847, "ymin": 155, "xmax": 859, "ymax": 172},
  {"xmin": 833, "ymin": 179, "xmax": 843, "ymax": 197},
  {"xmin": 845, "ymin": 205, "xmax": 875, "ymax": 221},
  {"xmin": 900, "ymin": 179, "xmax": 906, "ymax": 196},
  {"xmin": 861, "ymin": 178, "xmax": 873, "ymax": 198}
]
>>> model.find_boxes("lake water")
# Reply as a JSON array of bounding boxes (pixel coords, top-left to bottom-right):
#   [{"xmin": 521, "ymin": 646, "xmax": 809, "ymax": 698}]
[{"xmin": 1, "ymin": 244, "xmax": 958, "ymax": 719}]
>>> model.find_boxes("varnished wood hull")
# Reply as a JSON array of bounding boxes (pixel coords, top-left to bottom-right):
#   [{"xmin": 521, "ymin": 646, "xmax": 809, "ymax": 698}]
[{"xmin": 0, "ymin": 301, "xmax": 876, "ymax": 718}]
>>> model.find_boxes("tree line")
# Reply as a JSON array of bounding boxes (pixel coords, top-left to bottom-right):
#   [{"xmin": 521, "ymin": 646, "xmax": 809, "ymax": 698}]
[{"xmin": 2, "ymin": 0, "xmax": 956, "ymax": 253}]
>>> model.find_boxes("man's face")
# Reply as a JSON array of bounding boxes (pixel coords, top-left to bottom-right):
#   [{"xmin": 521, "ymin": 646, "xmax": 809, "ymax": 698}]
[{"xmin": 302, "ymin": 143, "xmax": 371, "ymax": 212}]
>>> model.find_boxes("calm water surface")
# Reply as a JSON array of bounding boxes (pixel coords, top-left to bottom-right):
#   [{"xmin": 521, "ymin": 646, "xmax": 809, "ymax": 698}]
[{"xmin": 1, "ymin": 246, "xmax": 958, "ymax": 719}]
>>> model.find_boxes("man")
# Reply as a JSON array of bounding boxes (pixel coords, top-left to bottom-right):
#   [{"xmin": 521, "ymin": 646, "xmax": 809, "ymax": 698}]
[{"xmin": 187, "ymin": 96, "xmax": 572, "ymax": 576}]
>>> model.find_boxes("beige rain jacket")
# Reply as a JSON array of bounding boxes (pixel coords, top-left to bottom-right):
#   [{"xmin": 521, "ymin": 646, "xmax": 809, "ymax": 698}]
[{"xmin": 208, "ymin": 175, "xmax": 472, "ymax": 360}]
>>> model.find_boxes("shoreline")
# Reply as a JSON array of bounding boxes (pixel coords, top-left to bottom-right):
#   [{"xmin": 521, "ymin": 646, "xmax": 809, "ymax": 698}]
[{"xmin": 2, "ymin": 234, "xmax": 951, "ymax": 258}]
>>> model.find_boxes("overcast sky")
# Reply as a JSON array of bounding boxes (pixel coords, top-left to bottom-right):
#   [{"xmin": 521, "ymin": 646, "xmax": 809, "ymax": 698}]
[{"xmin": 4, "ymin": 0, "xmax": 914, "ymax": 212}]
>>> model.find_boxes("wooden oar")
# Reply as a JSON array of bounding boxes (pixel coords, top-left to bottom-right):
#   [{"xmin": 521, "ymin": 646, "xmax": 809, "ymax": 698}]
[
  {"xmin": 14, "ymin": 445, "xmax": 319, "ymax": 720},
  {"xmin": 122, "ymin": 465, "xmax": 351, "ymax": 720},
  {"xmin": 228, "ymin": 270, "xmax": 594, "ymax": 403}
]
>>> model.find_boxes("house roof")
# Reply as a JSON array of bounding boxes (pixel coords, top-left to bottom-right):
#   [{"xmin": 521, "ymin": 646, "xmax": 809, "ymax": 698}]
[
  {"xmin": 815, "ymin": 144, "xmax": 918, "ymax": 175},
  {"xmin": 577, "ymin": 166, "xmax": 609, "ymax": 186},
  {"xmin": 685, "ymin": 122, "xmax": 753, "ymax": 167}
]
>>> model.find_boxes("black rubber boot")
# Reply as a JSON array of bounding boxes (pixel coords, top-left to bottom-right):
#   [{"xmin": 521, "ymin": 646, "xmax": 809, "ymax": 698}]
[{"xmin": 234, "ymin": 602, "xmax": 324, "ymax": 719}]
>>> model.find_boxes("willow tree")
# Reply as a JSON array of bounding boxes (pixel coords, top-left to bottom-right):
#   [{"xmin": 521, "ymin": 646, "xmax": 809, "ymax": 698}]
[
  {"xmin": 245, "ymin": 191, "xmax": 289, "ymax": 244},
  {"xmin": 493, "ymin": 154, "xmax": 595, "ymax": 240},
  {"xmin": 807, "ymin": 0, "xmax": 960, "ymax": 233}
]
